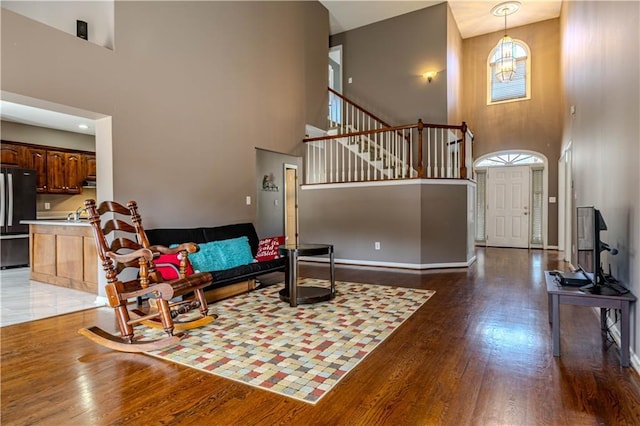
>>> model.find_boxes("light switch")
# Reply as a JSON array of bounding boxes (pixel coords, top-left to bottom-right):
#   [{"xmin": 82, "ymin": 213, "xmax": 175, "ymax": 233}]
[
  {"xmin": 246, "ymin": 196, "xmax": 251, "ymax": 205},
  {"xmin": 348, "ymin": 77, "xmax": 353, "ymax": 84},
  {"xmin": 549, "ymin": 197, "xmax": 556, "ymax": 203}
]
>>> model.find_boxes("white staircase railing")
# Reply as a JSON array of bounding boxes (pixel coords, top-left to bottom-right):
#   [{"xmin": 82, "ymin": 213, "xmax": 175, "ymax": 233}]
[
  {"xmin": 312, "ymin": 89, "xmax": 473, "ymax": 184},
  {"xmin": 305, "ymin": 121, "xmax": 472, "ymax": 185}
]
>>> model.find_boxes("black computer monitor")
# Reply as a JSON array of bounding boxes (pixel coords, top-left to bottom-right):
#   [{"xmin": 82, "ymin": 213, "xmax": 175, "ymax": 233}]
[{"xmin": 576, "ymin": 206, "xmax": 621, "ymax": 295}]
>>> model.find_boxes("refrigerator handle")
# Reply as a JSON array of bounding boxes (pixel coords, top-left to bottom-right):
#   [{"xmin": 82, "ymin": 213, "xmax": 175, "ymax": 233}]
[
  {"xmin": 7, "ymin": 173, "xmax": 13, "ymax": 226},
  {"xmin": 0, "ymin": 172, "xmax": 5, "ymax": 226}
]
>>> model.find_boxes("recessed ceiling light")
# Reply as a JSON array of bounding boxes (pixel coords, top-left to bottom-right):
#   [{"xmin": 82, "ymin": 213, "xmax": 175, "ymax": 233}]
[{"xmin": 78, "ymin": 124, "xmax": 89, "ymax": 130}]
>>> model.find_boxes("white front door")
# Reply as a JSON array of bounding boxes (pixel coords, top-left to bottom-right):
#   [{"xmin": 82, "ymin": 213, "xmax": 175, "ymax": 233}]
[{"xmin": 486, "ymin": 165, "xmax": 530, "ymax": 248}]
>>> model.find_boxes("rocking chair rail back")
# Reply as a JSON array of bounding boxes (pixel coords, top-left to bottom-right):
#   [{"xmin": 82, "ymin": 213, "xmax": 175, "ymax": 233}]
[{"xmin": 79, "ymin": 199, "xmax": 216, "ymax": 353}]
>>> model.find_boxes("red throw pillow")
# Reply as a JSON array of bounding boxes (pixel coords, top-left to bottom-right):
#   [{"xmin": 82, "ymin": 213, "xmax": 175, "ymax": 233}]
[
  {"xmin": 255, "ymin": 236, "xmax": 285, "ymax": 262},
  {"xmin": 155, "ymin": 253, "xmax": 194, "ymax": 280}
]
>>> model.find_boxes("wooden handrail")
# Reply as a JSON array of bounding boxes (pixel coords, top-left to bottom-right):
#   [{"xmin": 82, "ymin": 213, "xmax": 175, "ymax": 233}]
[
  {"xmin": 329, "ymin": 88, "xmax": 393, "ymax": 129},
  {"xmin": 311, "ymin": 89, "xmax": 472, "ymax": 183},
  {"xmin": 304, "ymin": 120, "xmax": 466, "ymax": 143},
  {"xmin": 304, "ymin": 119, "xmax": 470, "ymax": 182}
]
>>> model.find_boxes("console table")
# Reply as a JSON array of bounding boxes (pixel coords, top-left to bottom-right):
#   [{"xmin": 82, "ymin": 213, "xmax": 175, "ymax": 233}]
[
  {"xmin": 545, "ymin": 271, "xmax": 636, "ymax": 367},
  {"xmin": 278, "ymin": 244, "xmax": 335, "ymax": 307}
]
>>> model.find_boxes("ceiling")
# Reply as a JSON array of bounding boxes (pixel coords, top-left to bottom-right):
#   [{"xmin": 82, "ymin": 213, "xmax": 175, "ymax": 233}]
[
  {"xmin": 1, "ymin": 1, "xmax": 561, "ymax": 135},
  {"xmin": 320, "ymin": 1, "xmax": 562, "ymax": 38},
  {"xmin": 1, "ymin": 100, "xmax": 96, "ymax": 135}
]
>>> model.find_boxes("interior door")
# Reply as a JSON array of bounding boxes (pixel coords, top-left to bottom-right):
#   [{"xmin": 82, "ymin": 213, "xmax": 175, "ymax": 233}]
[
  {"xmin": 486, "ymin": 165, "xmax": 530, "ymax": 248},
  {"xmin": 284, "ymin": 165, "xmax": 298, "ymax": 245}
]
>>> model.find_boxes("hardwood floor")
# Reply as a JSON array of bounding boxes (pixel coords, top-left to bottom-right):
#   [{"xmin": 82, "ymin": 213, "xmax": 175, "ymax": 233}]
[{"xmin": 2, "ymin": 248, "xmax": 639, "ymax": 425}]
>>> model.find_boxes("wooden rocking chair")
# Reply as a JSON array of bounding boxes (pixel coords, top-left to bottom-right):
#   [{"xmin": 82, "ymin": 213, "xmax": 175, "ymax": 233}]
[{"xmin": 78, "ymin": 199, "xmax": 216, "ymax": 353}]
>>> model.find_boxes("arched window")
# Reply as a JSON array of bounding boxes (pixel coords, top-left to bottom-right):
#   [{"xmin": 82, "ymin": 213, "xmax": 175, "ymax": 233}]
[
  {"xmin": 487, "ymin": 39, "xmax": 530, "ymax": 104},
  {"xmin": 475, "ymin": 152, "xmax": 542, "ymax": 167}
]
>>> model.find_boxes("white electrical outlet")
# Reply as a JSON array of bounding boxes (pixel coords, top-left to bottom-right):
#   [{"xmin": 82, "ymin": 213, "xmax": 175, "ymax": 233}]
[
  {"xmin": 375, "ymin": 242, "xmax": 381, "ymax": 250},
  {"xmin": 246, "ymin": 196, "xmax": 251, "ymax": 205},
  {"xmin": 44, "ymin": 202, "xmax": 51, "ymax": 210}
]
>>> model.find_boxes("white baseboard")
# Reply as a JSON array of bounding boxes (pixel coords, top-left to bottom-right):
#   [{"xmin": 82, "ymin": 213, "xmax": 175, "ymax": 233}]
[
  {"xmin": 299, "ymin": 256, "xmax": 476, "ymax": 270},
  {"xmin": 589, "ymin": 307, "xmax": 639, "ymax": 374}
]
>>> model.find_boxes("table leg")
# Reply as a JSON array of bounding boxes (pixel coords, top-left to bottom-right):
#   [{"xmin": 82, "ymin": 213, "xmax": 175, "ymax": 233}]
[
  {"xmin": 552, "ymin": 294, "xmax": 560, "ymax": 357},
  {"xmin": 621, "ymin": 302, "xmax": 630, "ymax": 367},
  {"xmin": 329, "ymin": 246, "xmax": 335, "ymax": 297},
  {"xmin": 289, "ymin": 251, "xmax": 298, "ymax": 307},
  {"xmin": 548, "ymin": 293, "xmax": 552, "ymax": 323}
]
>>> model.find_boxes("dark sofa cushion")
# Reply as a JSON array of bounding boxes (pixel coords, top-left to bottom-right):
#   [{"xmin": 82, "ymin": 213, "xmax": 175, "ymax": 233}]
[
  {"xmin": 206, "ymin": 257, "xmax": 286, "ymax": 288},
  {"xmin": 202, "ymin": 223, "xmax": 260, "ymax": 256},
  {"xmin": 146, "ymin": 228, "xmax": 206, "ymax": 246},
  {"xmin": 146, "ymin": 223, "xmax": 285, "ymax": 290}
]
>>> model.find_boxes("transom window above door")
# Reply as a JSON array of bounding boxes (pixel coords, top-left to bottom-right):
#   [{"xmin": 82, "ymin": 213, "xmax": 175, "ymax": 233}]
[{"xmin": 475, "ymin": 152, "xmax": 543, "ymax": 167}]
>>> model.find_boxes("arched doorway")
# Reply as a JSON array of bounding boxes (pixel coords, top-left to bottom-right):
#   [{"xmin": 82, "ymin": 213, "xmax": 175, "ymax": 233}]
[{"xmin": 474, "ymin": 150, "xmax": 548, "ymax": 248}]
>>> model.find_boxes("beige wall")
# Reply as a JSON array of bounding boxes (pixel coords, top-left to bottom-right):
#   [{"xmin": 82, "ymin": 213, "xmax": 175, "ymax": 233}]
[
  {"xmin": 299, "ymin": 181, "xmax": 472, "ymax": 267},
  {"xmin": 1, "ymin": 2, "xmax": 328, "ymax": 229},
  {"xmin": 446, "ymin": 4, "xmax": 463, "ymax": 125},
  {"xmin": 330, "ymin": 3, "xmax": 449, "ymax": 125},
  {"xmin": 463, "ymin": 18, "xmax": 562, "ymax": 245},
  {"xmin": 560, "ymin": 1, "xmax": 639, "ymax": 357}
]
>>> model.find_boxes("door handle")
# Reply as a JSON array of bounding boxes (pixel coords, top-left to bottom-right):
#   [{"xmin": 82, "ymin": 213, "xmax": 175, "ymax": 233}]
[
  {"xmin": 0, "ymin": 173, "xmax": 5, "ymax": 226},
  {"xmin": 524, "ymin": 212, "xmax": 528, "ymax": 215},
  {"xmin": 7, "ymin": 173, "xmax": 13, "ymax": 226}
]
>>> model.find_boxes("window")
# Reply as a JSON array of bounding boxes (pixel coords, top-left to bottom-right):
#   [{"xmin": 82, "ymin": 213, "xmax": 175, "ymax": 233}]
[
  {"xmin": 531, "ymin": 168, "xmax": 544, "ymax": 245},
  {"xmin": 487, "ymin": 39, "xmax": 530, "ymax": 104},
  {"xmin": 475, "ymin": 152, "xmax": 543, "ymax": 168},
  {"xmin": 475, "ymin": 170, "xmax": 487, "ymax": 242}
]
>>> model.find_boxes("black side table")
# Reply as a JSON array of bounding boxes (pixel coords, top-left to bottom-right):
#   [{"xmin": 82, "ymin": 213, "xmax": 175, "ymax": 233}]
[{"xmin": 278, "ymin": 244, "xmax": 335, "ymax": 307}]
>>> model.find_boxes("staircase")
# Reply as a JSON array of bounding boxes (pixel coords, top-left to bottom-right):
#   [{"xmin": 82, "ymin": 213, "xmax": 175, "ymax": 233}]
[
  {"xmin": 303, "ymin": 88, "xmax": 473, "ymax": 185},
  {"xmin": 328, "ymin": 126, "xmax": 418, "ymax": 180}
]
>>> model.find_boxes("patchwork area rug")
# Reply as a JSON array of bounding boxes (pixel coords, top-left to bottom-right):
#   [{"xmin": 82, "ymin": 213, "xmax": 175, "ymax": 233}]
[{"xmin": 145, "ymin": 279, "xmax": 435, "ymax": 404}]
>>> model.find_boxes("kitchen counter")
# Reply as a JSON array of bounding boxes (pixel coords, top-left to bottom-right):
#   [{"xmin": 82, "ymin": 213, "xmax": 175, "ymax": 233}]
[
  {"xmin": 21, "ymin": 219, "xmax": 91, "ymax": 227},
  {"xmin": 24, "ymin": 221, "xmax": 98, "ymax": 294}
]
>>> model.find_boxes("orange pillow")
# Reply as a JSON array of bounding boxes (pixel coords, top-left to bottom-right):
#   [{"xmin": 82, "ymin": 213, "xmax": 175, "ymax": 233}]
[
  {"xmin": 255, "ymin": 236, "xmax": 285, "ymax": 262},
  {"xmin": 155, "ymin": 253, "xmax": 194, "ymax": 280}
]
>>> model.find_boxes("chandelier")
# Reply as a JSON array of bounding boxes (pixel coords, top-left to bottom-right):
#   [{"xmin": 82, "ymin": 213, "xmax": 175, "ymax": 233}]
[{"xmin": 491, "ymin": 2, "xmax": 520, "ymax": 82}]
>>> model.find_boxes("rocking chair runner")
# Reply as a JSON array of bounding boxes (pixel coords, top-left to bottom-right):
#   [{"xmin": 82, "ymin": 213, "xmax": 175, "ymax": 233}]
[{"xmin": 79, "ymin": 199, "xmax": 216, "ymax": 353}]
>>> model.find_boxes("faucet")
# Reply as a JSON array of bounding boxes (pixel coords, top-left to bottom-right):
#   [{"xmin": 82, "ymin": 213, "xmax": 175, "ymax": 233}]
[{"xmin": 68, "ymin": 206, "xmax": 87, "ymax": 221}]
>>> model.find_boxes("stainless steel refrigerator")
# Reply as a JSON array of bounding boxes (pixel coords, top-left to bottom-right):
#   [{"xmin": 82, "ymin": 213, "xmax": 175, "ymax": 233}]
[{"xmin": 1, "ymin": 167, "xmax": 36, "ymax": 268}]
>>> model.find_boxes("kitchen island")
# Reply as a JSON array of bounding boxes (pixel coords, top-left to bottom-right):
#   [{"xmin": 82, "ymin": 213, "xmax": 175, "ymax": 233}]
[{"xmin": 22, "ymin": 220, "xmax": 98, "ymax": 294}]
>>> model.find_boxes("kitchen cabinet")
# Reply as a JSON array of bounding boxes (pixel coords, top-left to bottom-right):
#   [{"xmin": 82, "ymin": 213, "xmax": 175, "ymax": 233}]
[
  {"xmin": 1, "ymin": 142, "xmax": 24, "ymax": 167},
  {"xmin": 22, "ymin": 147, "xmax": 47, "ymax": 192},
  {"xmin": 27, "ymin": 221, "xmax": 98, "ymax": 293},
  {"xmin": 84, "ymin": 154, "xmax": 97, "ymax": 181},
  {"xmin": 46, "ymin": 151, "xmax": 82, "ymax": 194},
  {"xmin": 1, "ymin": 141, "xmax": 94, "ymax": 194}
]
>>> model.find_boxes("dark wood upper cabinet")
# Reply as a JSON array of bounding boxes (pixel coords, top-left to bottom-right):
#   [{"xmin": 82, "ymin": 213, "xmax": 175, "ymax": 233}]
[
  {"xmin": 2, "ymin": 141, "xmax": 94, "ymax": 194},
  {"xmin": 84, "ymin": 154, "xmax": 97, "ymax": 181},
  {"xmin": 23, "ymin": 147, "xmax": 47, "ymax": 192},
  {"xmin": 47, "ymin": 151, "xmax": 82, "ymax": 194},
  {"xmin": 1, "ymin": 143, "xmax": 25, "ymax": 167},
  {"xmin": 65, "ymin": 152, "xmax": 82, "ymax": 194}
]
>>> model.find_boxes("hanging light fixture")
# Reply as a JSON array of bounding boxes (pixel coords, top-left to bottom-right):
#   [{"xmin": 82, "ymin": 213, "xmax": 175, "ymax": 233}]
[{"xmin": 491, "ymin": 2, "xmax": 520, "ymax": 82}]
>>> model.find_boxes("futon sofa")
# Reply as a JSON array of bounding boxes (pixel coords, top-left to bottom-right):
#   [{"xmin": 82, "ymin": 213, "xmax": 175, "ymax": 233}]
[{"xmin": 145, "ymin": 223, "xmax": 286, "ymax": 299}]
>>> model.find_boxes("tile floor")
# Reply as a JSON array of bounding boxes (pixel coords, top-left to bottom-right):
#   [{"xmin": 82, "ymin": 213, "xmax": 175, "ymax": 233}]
[{"xmin": 0, "ymin": 267, "xmax": 103, "ymax": 327}]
